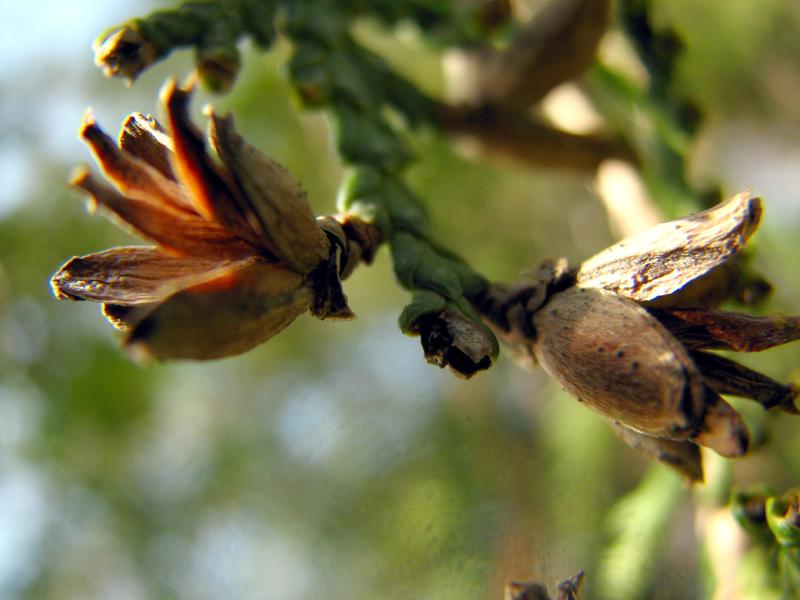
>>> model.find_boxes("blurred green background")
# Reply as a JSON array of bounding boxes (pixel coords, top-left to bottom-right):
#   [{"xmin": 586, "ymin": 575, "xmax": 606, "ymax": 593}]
[{"xmin": 2, "ymin": 1, "xmax": 800, "ymax": 598}]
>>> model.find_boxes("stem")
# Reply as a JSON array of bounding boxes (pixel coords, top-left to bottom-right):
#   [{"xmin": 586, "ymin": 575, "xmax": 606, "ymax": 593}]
[
  {"xmin": 434, "ymin": 103, "xmax": 637, "ymax": 172},
  {"xmin": 284, "ymin": 0, "xmax": 501, "ymax": 375}
]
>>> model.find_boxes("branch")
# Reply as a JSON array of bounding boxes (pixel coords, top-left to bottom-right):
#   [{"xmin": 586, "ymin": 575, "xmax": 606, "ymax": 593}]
[
  {"xmin": 477, "ymin": 0, "xmax": 610, "ymax": 111},
  {"xmin": 285, "ymin": 3, "xmax": 500, "ymax": 377},
  {"xmin": 434, "ymin": 103, "xmax": 637, "ymax": 171}
]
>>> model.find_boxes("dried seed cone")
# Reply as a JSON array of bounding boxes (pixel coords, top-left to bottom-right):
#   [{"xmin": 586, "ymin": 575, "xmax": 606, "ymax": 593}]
[
  {"xmin": 51, "ymin": 81, "xmax": 353, "ymax": 361},
  {"xmin": 532, "ymin": 286, "xmax": 748, "ymax": 457}
]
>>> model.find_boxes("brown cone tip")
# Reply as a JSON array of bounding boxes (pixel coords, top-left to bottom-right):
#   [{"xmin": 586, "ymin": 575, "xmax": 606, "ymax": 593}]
[{"xmin": 692, "ymin": 390, "xmax": 749, "ymax": 458}]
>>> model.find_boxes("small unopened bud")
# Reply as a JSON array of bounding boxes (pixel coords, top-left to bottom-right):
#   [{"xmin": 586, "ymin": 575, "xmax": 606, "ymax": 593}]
[
  {"xmin": 766, "ymin": 489, "xmax": 800, "ymax": 547},
  {"xmin": 94, "ymin": 26, "xmax": 159, "ymax": 83},
  {"xmin": 400, "ymin": 291, "xmax": 496, "ymax": 378},
  {"xmin": 415, "ymin": 307, "xmax": 494, "ymax": 378}
]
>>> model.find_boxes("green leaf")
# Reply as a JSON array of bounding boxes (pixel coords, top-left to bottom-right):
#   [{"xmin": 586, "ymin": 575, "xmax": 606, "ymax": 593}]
[
  {"xmin": 289, "ymin": 41, "xmax": 334, "ymax": 106},
  {"xmin": 412, "ymin": 243, "xmax": 463, "ymax": 300},
  {"xmin": 381, "ymin": 179, "xmax": 428, "ymax": 236},
  {"xmin": 282, "ymin": 1, "xmax": 349, "ymax": 44},
  {"xmin": 391, "ymin": 231, "xmax": 423, "ymax": 289},
  {"xmin": 241, "ymin": 0, "xmax": 276, "ymax": 47},
  {"xmin": 333, "ymin": 104, "xmax": 412, "ymax": 171}
]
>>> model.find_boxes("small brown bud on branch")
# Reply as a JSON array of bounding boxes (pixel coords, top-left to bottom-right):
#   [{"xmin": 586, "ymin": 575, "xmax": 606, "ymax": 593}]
[{"xmin": 94, "ymin": 26, "xmax": 159, "ymax": 84}]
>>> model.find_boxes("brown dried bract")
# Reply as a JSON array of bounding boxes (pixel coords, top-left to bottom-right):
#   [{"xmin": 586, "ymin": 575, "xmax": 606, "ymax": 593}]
[
  {"xmin": 415, "ymin": 307, "xmax": 495, "ymax": 378},
  {"xmin": 610, "ymin": 423, "xmax": 702, "ymax": 482},
  {"xmin": 576, "ymin": 192, "xmax": 762, "ymax": 302}
]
